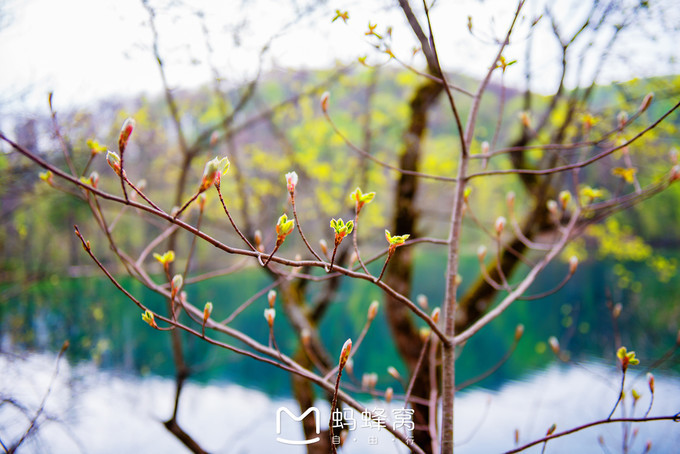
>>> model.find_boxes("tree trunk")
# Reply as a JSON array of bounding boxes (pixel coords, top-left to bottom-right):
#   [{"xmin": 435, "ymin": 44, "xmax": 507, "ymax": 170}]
[{"xmin": 384, "ymin": 78, "xmax": 444, "ymax": 453}]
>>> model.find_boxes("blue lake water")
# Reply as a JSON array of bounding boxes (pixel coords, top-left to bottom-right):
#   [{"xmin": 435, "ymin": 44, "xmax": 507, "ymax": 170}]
[{"xmin": 2, "ymin": 251, "xmax": 680, "ymax": 452}]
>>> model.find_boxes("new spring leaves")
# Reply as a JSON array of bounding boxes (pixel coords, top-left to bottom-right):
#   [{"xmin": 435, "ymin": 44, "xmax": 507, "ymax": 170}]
[
  {"xmin": 200, "ymin": 156, "xmax": 230, "ymax": 192},
  {"xmin": 384, "ymin": 230, "xmax": 410, "ymax": 251},
  {"xmin": 350, "ymin": 187, "xmax": 375, "ymax": 214},
  {"xmin": 276, "ymin": 214, "xmax": 295, "ymax": 246},
  {"xmin": 617, "ymin": 346, "xmax": 639, "ymax": 372},
  {"xmin": 330, "ymin": 218, "xmax": 354, "ymax": 246},
  {"xmin": 90, "ymin": 119, "xmax": 410, "ymax": 326}
]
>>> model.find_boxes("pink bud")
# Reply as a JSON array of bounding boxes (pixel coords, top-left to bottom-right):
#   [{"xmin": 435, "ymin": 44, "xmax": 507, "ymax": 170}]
[
  {"xmin": 670, "ymin": 165, "xmax": 680, "ymax": 182},
  {"xmin": 339, "ymin": 338, "xmax": 352, "ymax": 368},
  {"xmin": 506, "ymin": 191, "xmax": 515, "ymax": 213},
  {"xmin": 477, "ymin": 245, "xmax": 487, "ymax": 261},
  {"xmin": 385, "ymin": 387, "xmax": 394, "ymax": 403},
  {"xmin": 118, "ymin": 118, "xmax": 135, "ymax": 154},
  {"xmin": 546, "ymin": 424, "xmax": 556, "ymax": 436},
  {"xmin": 106, "ymin": 151, "xmax": 123, "ymax": 176},
  {"xmin": 285, "ymin": 171, "xmax": 298, "ymax": 194},
  {"xmin": 301, "ymin": 328, "xmax": 311, "ymax": 346},
  {"xmin": 264, "ymin": 308, "xmax": 276, "ymax": 327},
  {"xmin": 171, "ymin": 274, "xmax": 183, "ymax": 296},
  {"xmin": 321, "ymin": 91, "xmax": 330, "ymax": 113},
  {"xmin": 90, "ymin": 171, "xmax": 99, "ymax": 188},
  {"xmin": 367, "ymin": 300, "xmax": 379, "ymax": 321},
  {"xmin": 416, "ymin": 294, "xmax": 428, "ymax": 310},
  {"xmin": 495, "ymin": 216, "xmax": 506, "ymax": 235},
  {"xmin": 640, "ymin": 93, "xmax": 653, "ymax": 112},
  {"xmin": 569, "ymin": 256, "xmax": 578, "ymax": 274}
]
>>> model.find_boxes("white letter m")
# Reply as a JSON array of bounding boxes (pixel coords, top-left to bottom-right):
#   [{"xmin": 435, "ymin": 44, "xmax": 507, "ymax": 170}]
[{"xmin": 276, "ymin": 406, "xmax": 321, "ymax": 445}]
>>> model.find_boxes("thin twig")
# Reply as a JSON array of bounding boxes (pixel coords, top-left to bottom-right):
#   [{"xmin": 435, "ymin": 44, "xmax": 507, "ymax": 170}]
[
  {"xmin": 469, "ymin": 101, "xmax": 680, "ymax": 179},
  {"xmin": 124, "ymin": 175, "xmax": 163, "ymax": 212},
  {"xmin": 215, "ymin": 183, "xmax": 256, "ymax": 251},
  {"xmin": 10, "ymin": 342, "xmax": 69, "ymax": 452},
  {"xmin": 221, "ymin": 278, "xmax": 283, "ymax": 325},
  {"xmin": 324, "ymin": 111, "xmax": 457, "ymax": 183},
  {"xmin": 136, "ymin": 225, "xmax": 180, "ymax": 267},
  {"xmin": 48, "ymin": 93, "xmax": 77, "ymax": 177},
  {"xmin": 323, "ymin": 315, "xmax": 374, "ymax": 381},
  {"xmin": 1, "ymin": 133, "xmax": 448, "ymax": 343},
  {"xmin": 404, "ymin": 335, "xmax": 431, "ymax": 406},
  {"xmin": 519, "ymin": 269, "xmax": 575, "ymax": 301},
  {"xmin": 607, "ymin": 370, "xmax": 627, "ymax": 420},
  {"xmin": 456, "ymin": 335, "xmax": 520, "ymax": 390},
  {"xmin": 456, "ymin": 208, "xmax": 580, "ymax": 344},
  {"xmin": 505, "ymin": 414, "xmax": 680, "ymax": 454},
  {"xmin": 351, "ymin": 206, "xmax": 371, "ymax": 275},
  {"xmin": 291, "ymin": 195, "xmax": 324, "ymax": 262},
  {"xmin": 174, "ymin": 191, "xmax": 200, "ymax": 220}
]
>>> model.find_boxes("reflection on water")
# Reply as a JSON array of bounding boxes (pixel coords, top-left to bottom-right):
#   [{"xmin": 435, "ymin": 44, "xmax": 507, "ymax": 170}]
[
  {"xmin": 2, "ymin": 353, "xmax": 679, "ymax": 453},
  {"xmin": 3, "ymin": 251, "xmax": 680, "ymax": 451},
  {"xmin": 3, "ymin": 255, "xmax": 680, "ymax": 397}
]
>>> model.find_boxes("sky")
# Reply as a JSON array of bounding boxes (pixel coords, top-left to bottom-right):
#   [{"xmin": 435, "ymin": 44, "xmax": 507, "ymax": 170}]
[{"xmin": 0, "ymin": 0, "xmax": 678, "ymax": 116}]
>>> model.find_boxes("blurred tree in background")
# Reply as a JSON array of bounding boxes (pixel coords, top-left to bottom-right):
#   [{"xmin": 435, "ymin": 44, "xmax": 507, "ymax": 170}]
[{"xmin": 1, "ymin": 0, "xmax": 680, "ymax": 453}]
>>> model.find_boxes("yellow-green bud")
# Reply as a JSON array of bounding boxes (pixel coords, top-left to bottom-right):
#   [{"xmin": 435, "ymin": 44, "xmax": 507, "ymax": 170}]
[{"xmin": 203, "ymin": 302, "xmax": 213, "ymax": 324}]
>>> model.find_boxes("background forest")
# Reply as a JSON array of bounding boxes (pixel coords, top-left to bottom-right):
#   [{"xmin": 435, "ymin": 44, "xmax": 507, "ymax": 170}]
[{"xmin": 1, "ymin": 0, "xmax": 680, "ymax": 453}]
